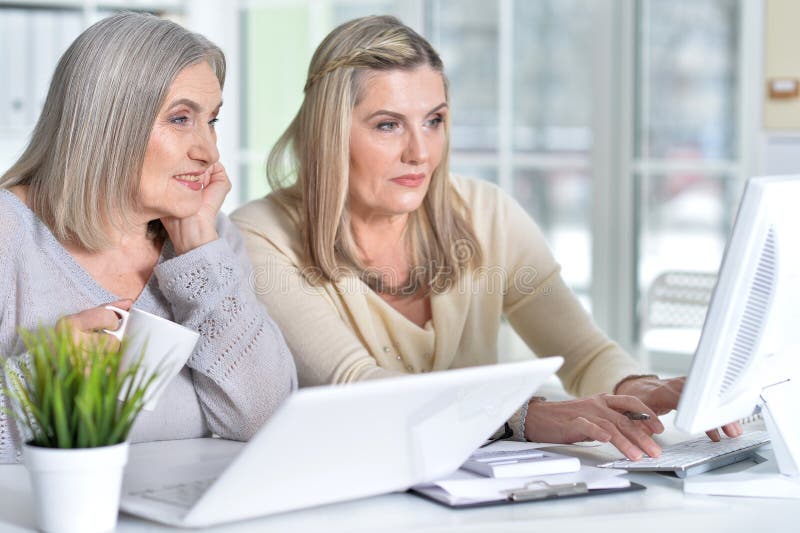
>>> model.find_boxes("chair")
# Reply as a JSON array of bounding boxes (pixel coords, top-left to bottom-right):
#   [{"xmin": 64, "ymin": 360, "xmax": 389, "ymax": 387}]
[
  {"xmin": 641, "ymin": 271, "xmax": 717, "ymax": 359},
  {"xmin": 644, "ymin": 270, "xmax": 717, "ymax": 330}
]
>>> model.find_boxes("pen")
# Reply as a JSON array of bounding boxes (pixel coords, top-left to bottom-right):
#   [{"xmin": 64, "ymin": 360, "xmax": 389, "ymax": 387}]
[{"xmin": 623, "ymin": 411, "xmax": 651, "ymax": 421}]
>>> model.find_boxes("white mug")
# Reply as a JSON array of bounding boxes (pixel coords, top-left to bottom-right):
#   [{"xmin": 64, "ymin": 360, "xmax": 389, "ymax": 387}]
[{"xmin": 104, "ymin": 306, "xmax": 200, "ymax": 411}]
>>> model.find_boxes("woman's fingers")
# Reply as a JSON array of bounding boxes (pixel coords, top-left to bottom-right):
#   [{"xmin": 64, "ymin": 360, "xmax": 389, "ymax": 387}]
[
  {"xmin": 616, "ymin": 375, "xmax": 684, "ymax": 415},
  {"xmin": 670, "ymin": 376, "xmax": 686, "ymax": 394},
  {"xmin": 524, "ymin": 394, "xmax": 667, "ymax": 460},
  {"xmin": 615, "ymin": 415, "xmax": 662, "ymax": 458},
  {"xmin": 589, "ymin": 395, "xmax": 663, "ymax": 459},
  {"xmin": 202, "ymin": 161, "xmax": 231, "ymax": 212},
  {"xmin": 722, "ymin": 422, "xmax": 743, "ymax": 438},
  {"xmin": 109, "ymin": 299, "xmax": 133, "ymax": 312},
  {"xmin": 69, "ymin": 307, "xmax": 124, "ymax": 332},
  {"xmin": 705, "ymin": 421, "xmax": 743, "ymax": 441},
  {"xmin": 601, "ymin": 394, "xmax": 665, "ymax": 434},
  {"xmin": 573, "ymin": 416, "xmax": 612, "ymax": 443},
  {"xmin": 575, "ymin": 398, "xmax": 662, "ymax": 460},
  {"xmin": 75, "ymin": 330, "xmax": 122, "ymax": 352},
  {"xmin": 55, "ymin": 301, "xmax": 132, "ymax": 349},
  {"xmin": 590, "ymin": 417, "xmax": 649, "ymax": 461}
]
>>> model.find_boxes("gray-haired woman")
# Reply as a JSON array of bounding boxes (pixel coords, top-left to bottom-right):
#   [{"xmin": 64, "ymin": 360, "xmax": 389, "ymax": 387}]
[{"xmin": 0, "ymin": 12, "xmax": 296, "ymax": 463}]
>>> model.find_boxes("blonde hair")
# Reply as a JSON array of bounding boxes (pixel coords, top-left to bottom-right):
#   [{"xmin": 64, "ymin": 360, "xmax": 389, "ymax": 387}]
[
  {"xmin": 268, "ymin": 15, "xmax": 482, "ymax": 294},
  {"xmin": 0, "ymin": 12, "xmax": 225, "ymax": 251}
]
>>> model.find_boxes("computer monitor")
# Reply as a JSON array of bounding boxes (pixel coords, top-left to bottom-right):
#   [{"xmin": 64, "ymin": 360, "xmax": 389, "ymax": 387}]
[{"xmin": 675, "ymin": 175, "xmax": 800, "ymax": 498}]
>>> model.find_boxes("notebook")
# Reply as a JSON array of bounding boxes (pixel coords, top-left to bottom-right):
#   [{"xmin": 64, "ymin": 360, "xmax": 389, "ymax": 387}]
[
  {"xmin": 120, "ymin": 358, "xmax": 563, "ymax": 527},
  {"xmin": 462, "ymin": 448, "xmax": 580, "ymax": 478}
]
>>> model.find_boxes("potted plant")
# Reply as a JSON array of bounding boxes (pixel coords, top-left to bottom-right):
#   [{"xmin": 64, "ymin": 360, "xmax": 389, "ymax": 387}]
[{"xmin": 3, "ymin": 327, "xmax": 156, "ymax": 533}]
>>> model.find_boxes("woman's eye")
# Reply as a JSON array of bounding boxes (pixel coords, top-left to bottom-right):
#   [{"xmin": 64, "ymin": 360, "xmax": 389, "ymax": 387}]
[
  {"xmin": 209, "ymin": 117, "xmax": 220, "ymax": 127},
  {"xmin": 377, "ymin": 121, "xmax": 399, "ymax": 132},
  {"xmin": 426, "ymin": 115, "xmax": 444, "ymax": 128},
  {"xmin": 170, "ymin": 116, "xmax": 189, "ymax": 125}
]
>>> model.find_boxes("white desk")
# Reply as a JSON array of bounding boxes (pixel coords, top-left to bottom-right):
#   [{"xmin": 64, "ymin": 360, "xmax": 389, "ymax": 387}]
[{"xmin": 1, "ymin": 428, "xmax": 795, "ymax": 533}]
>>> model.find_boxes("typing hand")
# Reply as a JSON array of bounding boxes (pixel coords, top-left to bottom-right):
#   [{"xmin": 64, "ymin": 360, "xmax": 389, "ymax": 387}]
[
  {"xmin": 705, "ymin": 423, "xmax": 743, "ymax": 441},
  {"xmin": 616, "ymin": 375, "xmax": 742, "ymax": 441},
  {"xmin": 524, "ymin": 394, "xmax": 664, "ymax": 461}
]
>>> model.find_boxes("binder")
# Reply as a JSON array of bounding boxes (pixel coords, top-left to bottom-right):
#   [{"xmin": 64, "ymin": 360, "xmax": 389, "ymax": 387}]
[
  {"xmin": 409, "ymin": 458, "xmax": 644, "ymax": 509},
  {"xmin": 410, "ymin": 478, "xmax": 645, "ymax": 509}
]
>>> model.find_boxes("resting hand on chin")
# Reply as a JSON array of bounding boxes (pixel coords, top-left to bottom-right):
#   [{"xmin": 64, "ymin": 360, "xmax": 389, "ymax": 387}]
[
  {"xmin": 616, "ymin": 375, "xmax": 742, "ymax": 441},
  {"xmin": 161, "ymin": 161, "xmax": 231, "ymax": 255}
]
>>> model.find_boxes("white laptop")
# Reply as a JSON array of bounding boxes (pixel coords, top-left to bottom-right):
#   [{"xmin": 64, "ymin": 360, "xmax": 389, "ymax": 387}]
[{"xmin": 120, "ymin": 357, "xmax": 563, "ymax": 527}]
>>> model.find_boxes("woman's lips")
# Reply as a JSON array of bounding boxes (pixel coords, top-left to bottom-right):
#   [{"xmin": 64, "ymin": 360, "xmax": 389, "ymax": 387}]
[
  {"xmin": 390, "ymin": 173, "xmax": 426, "ymax": 187},
  {"xmin": 174, "ymin": 173, "xmax": 204, "ymax": 191}
]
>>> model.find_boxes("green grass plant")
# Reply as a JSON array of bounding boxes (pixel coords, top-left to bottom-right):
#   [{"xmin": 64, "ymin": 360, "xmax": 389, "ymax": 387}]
[{"xmin": 3, "ymin": 327, "xmax": 157, "ymax": 449}]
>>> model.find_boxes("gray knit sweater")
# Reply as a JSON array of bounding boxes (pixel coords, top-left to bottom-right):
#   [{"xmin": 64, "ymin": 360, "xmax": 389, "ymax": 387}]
[{"xmin": 0, "ymin": 189, "xmax": 297, "ymax": 463}]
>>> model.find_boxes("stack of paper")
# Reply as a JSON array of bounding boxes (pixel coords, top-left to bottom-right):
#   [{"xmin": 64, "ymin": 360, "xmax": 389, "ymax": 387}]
[
  {"xmin": 411, "ymin": 441, "xmax": 632, "ymax": 507},
  {"xmin": 462, "ymin": 446, "xmax": 580, "ymax": 478}
]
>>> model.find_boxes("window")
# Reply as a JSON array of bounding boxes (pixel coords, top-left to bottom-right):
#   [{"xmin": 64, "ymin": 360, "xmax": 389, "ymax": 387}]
[
  {"xmin": 1, "ymin": 1, "xmax": 758, "ymax": 372},
  {"xmin": 237, "ymin": 0, "xmax": 758, "ymax": 368},
  {"xmin": 0, "ymin": 2, "xmax": 182, "ymax": 178},
  {"xmin": 635, "ymin": 0, "xmax": 757, "ymax": 373}
]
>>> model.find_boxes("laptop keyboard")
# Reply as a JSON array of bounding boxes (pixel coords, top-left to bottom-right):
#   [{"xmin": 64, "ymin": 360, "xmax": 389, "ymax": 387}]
[
  {"xmin": 130, "ymin": 478, "xmax": 216, "ymax": 508},
  {"xmin": 599, "ymin": 430, "xmax": 770, "ymax": 478}
]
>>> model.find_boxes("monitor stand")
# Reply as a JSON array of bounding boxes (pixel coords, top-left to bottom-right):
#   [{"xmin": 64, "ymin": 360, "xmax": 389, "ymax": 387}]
[{"xmin": 683, "ymin": 379, "xmax": 800, "ymax": 498}]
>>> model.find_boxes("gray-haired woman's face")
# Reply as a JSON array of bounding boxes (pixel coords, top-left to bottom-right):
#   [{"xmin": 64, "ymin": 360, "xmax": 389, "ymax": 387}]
[
  {"xmin": 138, "ymin": 61, "xmax": 222, "ymax": 220},
  {"xmin": 347, "ymin": 66, "xmax": 447, "ymax": 222}
]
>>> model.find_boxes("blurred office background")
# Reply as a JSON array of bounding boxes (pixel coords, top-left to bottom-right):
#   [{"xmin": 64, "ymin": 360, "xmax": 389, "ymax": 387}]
[{"xmin": 2, "ymin": 0, "xmax": 798, "ymax": 375}]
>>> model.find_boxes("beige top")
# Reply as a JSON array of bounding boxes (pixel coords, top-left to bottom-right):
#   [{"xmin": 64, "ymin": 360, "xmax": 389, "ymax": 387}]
[{"xmin": 232, "ymin": 176, "xmax": 642, "ymax": 431}]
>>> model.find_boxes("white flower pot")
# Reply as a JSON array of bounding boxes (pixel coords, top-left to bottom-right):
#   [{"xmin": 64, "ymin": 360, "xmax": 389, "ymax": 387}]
[{"xmin": 23, "ymin": 441, "xmax": 129, "ymax": 533}]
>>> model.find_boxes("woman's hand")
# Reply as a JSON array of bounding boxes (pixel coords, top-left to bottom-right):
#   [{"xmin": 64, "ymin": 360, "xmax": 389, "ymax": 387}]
[
  {"xmin": 524, "ymin": 394, "xmax": 664, "ymax": 461},
  {"xmin": 616, "ymin": 375, "xmax": 743, "ymax": 441},
  {"xmin": 55, "ymin": 299, "xmax": 132, "ymax": 350},
  {"xmin": 161, "ymin": 161, "xmax": 231, "ymax": 255}
]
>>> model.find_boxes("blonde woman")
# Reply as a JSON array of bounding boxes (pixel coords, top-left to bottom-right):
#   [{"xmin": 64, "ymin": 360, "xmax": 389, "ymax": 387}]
[
  {"xmin": 232, "ymin": 15, "xmax": 738, "ymax": 459},
  {"xmin": 0, "ymin": 13, "xmax": 296, "ymax": 464}
]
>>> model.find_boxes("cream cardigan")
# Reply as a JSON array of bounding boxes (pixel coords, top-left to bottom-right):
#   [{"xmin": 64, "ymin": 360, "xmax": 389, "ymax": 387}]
[{"xmin": 232, "ymin": 176, "xmax": 642, "ymax": 434}]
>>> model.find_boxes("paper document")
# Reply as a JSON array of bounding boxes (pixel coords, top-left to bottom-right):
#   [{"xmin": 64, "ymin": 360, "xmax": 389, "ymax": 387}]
[
  {"xmin": 411, "ymin": 439, "xmax": 631, "ymax": 507},
  {"xmin": 462, "ymin": 449, "xmax": 580, "ymax": 478},
  {"xmin": 412, "ymin": 466, "xmax": 631, "ymax": 507},
  {"xmin": 420, "ymin": 466, "xmax": 629, "ymax": 501},
  {"xmin": 477, "ymin": 440, "xmax": 554, "ymax": 452}
]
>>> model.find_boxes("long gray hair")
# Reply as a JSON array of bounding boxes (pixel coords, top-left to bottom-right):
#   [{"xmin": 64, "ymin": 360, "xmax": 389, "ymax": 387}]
[{"xmin": 0, "ymin": 12, "xmax": 225, "ymax": 250}]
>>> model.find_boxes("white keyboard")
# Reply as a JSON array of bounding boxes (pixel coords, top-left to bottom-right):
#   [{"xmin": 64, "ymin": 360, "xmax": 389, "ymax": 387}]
[
  {"xmin": 130, "ymin": 478, "xmax": 216, "ymax": 508},
  {"xmin": 599, "ymin": 430, "xmax": 770, "ymax": 478}
]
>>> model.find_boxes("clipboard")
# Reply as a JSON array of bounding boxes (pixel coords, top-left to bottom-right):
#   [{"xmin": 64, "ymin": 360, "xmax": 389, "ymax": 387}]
[{"xmin": 409, "ymin": 479, "xmax": 645, "ymax": 509}]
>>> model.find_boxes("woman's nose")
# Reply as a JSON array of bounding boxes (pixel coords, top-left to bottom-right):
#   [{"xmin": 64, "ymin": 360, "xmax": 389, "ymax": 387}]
[
  {"xmin": 401, "ymin": 128, "xmax": 429, "ymax": 165},
  {"xmin": 188, "ymin": 126, "xmax": 219, "ymax": 165}
]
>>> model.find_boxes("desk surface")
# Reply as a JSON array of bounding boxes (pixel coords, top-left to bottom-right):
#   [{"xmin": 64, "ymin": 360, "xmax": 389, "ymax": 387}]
[{"xmin": 1, "ymin": 425, "xmax": 795, "ymax": 533}]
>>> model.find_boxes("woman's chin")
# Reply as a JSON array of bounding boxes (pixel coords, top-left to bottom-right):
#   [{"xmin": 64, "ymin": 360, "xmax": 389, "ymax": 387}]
[
  {"xmin": 153, "ymin": 202, "xmax": 203, "ymax": 221},
  {"xmin": 388, "ymin": 191, "xmax": 428, "ymax": 214}
]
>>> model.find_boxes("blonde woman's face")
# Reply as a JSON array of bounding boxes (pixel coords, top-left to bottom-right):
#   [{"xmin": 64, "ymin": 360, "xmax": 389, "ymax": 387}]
[
  {"xmin": 348, "ymin": 66, "xmax": 447, "ymax": 220},
  {"xmin": 139, "ymin": 62, "xmax": 222, "ymax": 221}
]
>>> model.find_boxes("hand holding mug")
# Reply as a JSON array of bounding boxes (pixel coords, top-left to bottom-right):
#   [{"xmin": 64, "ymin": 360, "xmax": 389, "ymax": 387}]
[
  {"xmin": 103, "ymin": 306, "xmax": 199, "ymax": 410},
  {"xmin": 55, "ymin": 299, "xmax": 132, "ymax": 351}
]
